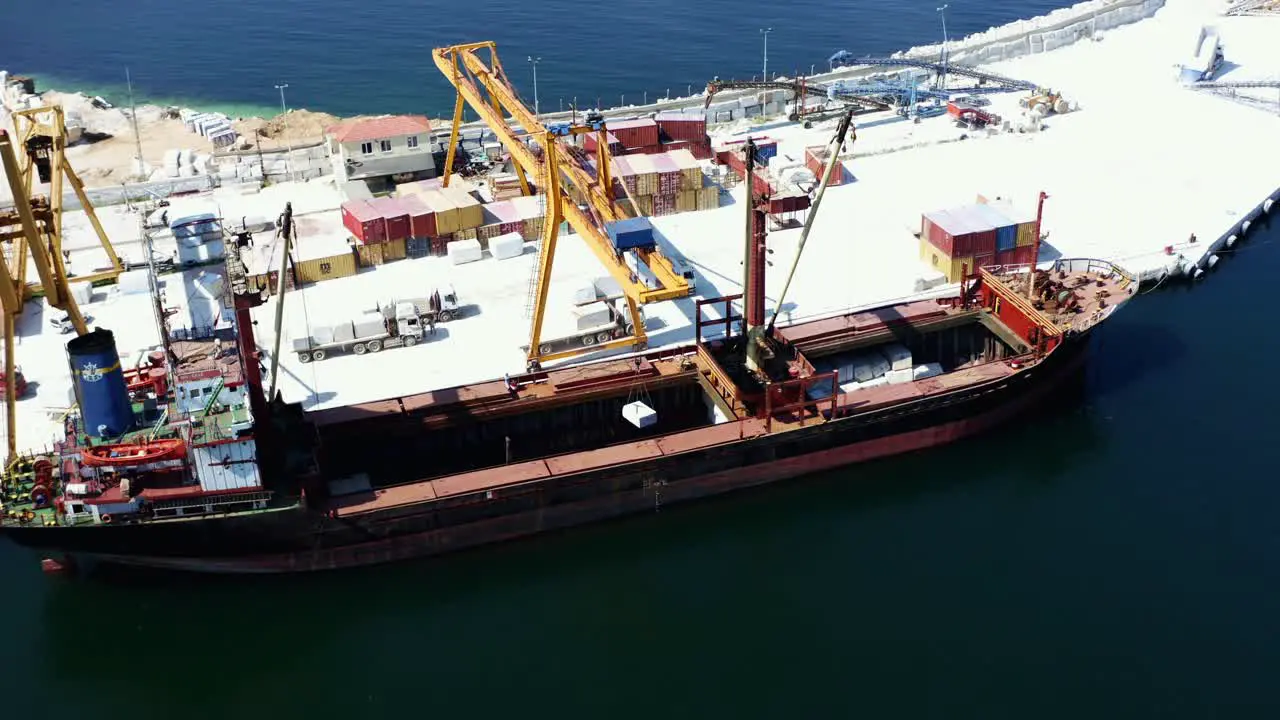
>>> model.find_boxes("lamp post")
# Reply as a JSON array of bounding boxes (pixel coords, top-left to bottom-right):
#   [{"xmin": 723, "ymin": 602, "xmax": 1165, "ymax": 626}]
[
  {"xmin": 936, "ymin": 5, "xmax": 950, "ymax": 91},
  {"xmin": 274, "ymin": 82, "xmax": 294, "ymax": 182},
  {"xmin": 527, "ymin": 56, "xmax": 541, "ymax": 117},
  {"xmin": 760, "ymin": 28, "xmax": 773, "ymax": 81}
]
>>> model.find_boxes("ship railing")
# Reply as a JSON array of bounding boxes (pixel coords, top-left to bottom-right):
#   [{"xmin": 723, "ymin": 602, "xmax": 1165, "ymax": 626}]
[
  {"xmin": 762, "ymin": 371, "xmax": 840, "ymax": 431},
  {"xmin": 171, "ymin": 324, "xmax": 220, "ymax": 341},
  {"xmin": 827, "ymin": 350, "xmax": 1037, "ymax": 421}
]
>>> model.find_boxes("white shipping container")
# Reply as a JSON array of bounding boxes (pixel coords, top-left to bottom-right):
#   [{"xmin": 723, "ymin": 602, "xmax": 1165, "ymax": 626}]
[
  {"xmin": 622, "ymin": 401, "xmax": 657, "ymax": 429},
  {"xmin": 489, "ymin": 231, "xmax": 525, "ymax": 260}
]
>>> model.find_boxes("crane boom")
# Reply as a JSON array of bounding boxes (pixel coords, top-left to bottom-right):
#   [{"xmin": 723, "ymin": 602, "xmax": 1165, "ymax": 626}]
[{"xmin": 432, "ymin": 42, "xmax": 691, "ymax": 367}]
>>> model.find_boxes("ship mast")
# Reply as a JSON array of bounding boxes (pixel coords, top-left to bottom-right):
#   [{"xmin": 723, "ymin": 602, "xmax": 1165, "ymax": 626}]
[
  {"xmin": 266, "ymin": 202, "xmax": 295, "ymax": 401},
  {"xmin": 741, "ymin": 139, "xmax": 770, "ymax": 373}
]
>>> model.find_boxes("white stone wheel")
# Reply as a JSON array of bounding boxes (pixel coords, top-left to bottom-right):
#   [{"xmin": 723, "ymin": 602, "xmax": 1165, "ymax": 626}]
[
  {"xmin": 311, "ymin": 349, "xmax": 326, "ymax": 362},
  {"xmin": 368, "ymin": 339, "xmax": 383, "ymax": 353},
  {"xmin": 403, "ymin": 335, "xmax": 417, "ymax": 347},
  {"xmin": 353, "ymin": 343, "xmax": 367, "ymax": 355}
]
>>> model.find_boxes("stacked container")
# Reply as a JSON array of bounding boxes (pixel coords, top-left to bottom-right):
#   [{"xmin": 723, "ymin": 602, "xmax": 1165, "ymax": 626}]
[
  {"xmin": 979, "ymin": 196, "xmax": 1040, "ymax": 253},
  {"xmin": 606, "ymin": 118, "xmax": 660, "ymax": 153},
  {"xmin": 341, "ymin": 200, "xmax": 387, "ymax": 245},
  {"xmin": 804, "ymin": 146, "xmax": 852, "ymax": 186},
  {"xmin": 918, "ymin": 204, "xmax": 1001, "ymax": 282},
  {"xmin": 604, "ymin": 149, "xmax": 716, "ymax": 217}
]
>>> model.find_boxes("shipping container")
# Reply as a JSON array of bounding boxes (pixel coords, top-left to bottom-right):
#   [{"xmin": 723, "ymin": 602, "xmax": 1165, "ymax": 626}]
[
  {"xmin": 583, "ymin": 131, "xmax": 624, "ymax": 156},
  {"xmin": 652, "ymin": 193, "xmax": 678, "ymax": 217},
  {"xmin": 676, "ymin": 189, "xmax": 698, "ymax": 213},
  {"xmin": 607, "ymin": 217, "xmax": 655, "ymax": 250},
  {"xmin": 370, "ymin": 197, "xmax": 411, "ymax": 242},
  {"xmin": 768, "ymin": 191, "xmax": 810, "ymax": 215},
  {"xmin": 918, "ymin": 237, "xmax": 974, "ymax": 283},
  {"xmin": 722, "ymin": 136, "xmax": 777, "ymax": 164},
  {"xmin": 665, "ymin": 139, "xmax": 713, "ymax": 160},
  {"xmin": 383, "ymin": 237, "xmax": 407, "ymax": 262},
  {"xmin": 995, "ymin": 246, "xmax": 1036, "ymax": 267},
  {"xmin": 454, "ymin": 227, "xmax": 479, "ymax": 242},
  {"xmin": 666, "ymin": 148, "xmax": 703, "ymax": 188},
  {"xmin": 341, "ymin": 200, "xmax": 387, "ymax": 245},
  {"xmin": 921, "ymin": 205, "xmax": 996, "ymax": 257},
  {"xmin": 1016, "ymin": 222, "xmax": 1038, "ymax": 247},
  {"xmin": 419, "ymin": 190, "xmax": 460, "ymax": 236},
  {"xmin": 655, "ymin": 112, "xmax": 708, "ymax": 143},
  {"xmin": 605, "ymin": 118, "xmax": 660, "ymax": 150},
  {"xmin": 406, "ymin": 237, "xmax": 432, "ymax": 258},
  {"xmin": 698, "ymin": 184, "xmax": 721, "ymax": 211},
  {"xmin": 398, "ymin": 193, "xmax": 436, "ymax": 238},
  {"xmin": 357, "ymin": 242, "xmax": 386, "ymax": 267},
  {"xmin": 649, "ymin": 154, "xmax": 682, "ymax": 195},
  {"xmin": 440, "ymin": 185, "xmax": 483, "ymax": 230},
  {"xmin": 968, "ymin": 203, "xmax": 1016, "ymax": 253},
  {"xmin": 294, "ymin": 234, "xmax": 357, "ymax": 284}
]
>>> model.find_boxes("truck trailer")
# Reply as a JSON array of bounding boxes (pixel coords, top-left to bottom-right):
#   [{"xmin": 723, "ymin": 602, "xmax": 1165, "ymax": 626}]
[
  {"xmin": 293, "ymin": 302, "xmax": 426, "ymax": 362},
  {"xmin": 528, "ymin": 299, "xmax": 644, "ymax": 355}
]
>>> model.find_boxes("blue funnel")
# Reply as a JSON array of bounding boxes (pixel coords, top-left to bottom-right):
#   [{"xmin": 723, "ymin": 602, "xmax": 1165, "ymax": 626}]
[{"xmin": 67, "ymin": 328, "xmax": 135, "ymax": 438}]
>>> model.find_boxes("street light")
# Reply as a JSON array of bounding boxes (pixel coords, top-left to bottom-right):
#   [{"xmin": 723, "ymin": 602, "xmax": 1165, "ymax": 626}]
[
  {"xmin": 760, "ymin": 28, "xmax": 773, "ymax": 81},
  {"xmin": 274, "ymin": 82, "xmax": 295, "ymax": 182},
  {"xmin": 527, "ymin": 56, "xmax": 541, "ymax": 117},
  {"xmin": 936, "ymin": 5, "xmax": 950, "ymax": 91}
]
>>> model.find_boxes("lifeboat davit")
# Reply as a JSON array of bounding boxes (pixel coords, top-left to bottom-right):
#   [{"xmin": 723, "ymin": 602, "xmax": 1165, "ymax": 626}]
[{"xmin": 80, "ymin": 439, "xmax": 187, "ymax": 467}]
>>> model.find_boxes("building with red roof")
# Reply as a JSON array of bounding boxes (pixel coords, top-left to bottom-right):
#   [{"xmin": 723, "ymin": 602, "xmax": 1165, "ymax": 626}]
[{"xmin": 326, "ymin": 115, "xmax": 436, "ymax": 184}]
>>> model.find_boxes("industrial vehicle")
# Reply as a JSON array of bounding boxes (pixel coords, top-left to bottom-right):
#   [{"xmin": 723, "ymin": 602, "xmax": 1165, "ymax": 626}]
[
  {"xmin": 376, "ymin": 285, "xmax": 463, "ymax": 324},
  {"xmin": 293, "ymin": 303, "xmax": 426, "ymax": 362},
  {"xmin": 1020, "ymin": 89, "xmax": 1071, "ymax": 114},
  {"xmin": 525, "ymin": 299, "xmax": 642, "ymax": 356}
]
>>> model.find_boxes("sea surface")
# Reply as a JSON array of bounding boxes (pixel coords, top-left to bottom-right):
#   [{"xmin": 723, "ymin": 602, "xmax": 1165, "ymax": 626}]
[
  {"xmin": 6, "ymin": 2, "xmax": 1280, "ymax": 717},
  {"xmin": 6, "ymin": 0, "xmax": 1078, "ymax": 118},
  {"xmin": 3, "ymin": 217, "xmax": 1279, "ymax": 718}
]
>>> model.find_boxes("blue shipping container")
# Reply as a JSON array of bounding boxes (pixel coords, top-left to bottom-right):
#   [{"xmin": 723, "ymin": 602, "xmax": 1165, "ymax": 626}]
[
  {"xmin": 606, "ymin": 217, "xmax": 655, "ymax": 251},
  {"xmin": 67, "ymin": 328, "xmax": 136, "ymax": 438},
  {"xmin": 969, "ymin": 204, "xmax": 1017, "ymax": 252},
  {"xmin": 995, "ymin": 224, "xmax": 1017, "ymax": 252}
]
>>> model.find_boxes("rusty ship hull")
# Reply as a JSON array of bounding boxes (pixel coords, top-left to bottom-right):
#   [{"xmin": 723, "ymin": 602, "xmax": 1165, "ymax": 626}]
[{"xmin": 3, "ymin": 261, "xmax": 1131, "ymax": 574}]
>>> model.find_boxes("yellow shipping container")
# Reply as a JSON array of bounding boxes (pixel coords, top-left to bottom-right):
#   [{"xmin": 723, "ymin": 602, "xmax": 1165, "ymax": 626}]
[
  {"xmin": 357, "ymin": 243, "xmax": 386, "ymax": 267},
  {"xmin": 295, "ymin": 249, "xmax": 357, "ymax": 284},
  {"xmin": 697, "ymin": 185, "xmax": 720, "ymax": 211},
  {"xmin": 1016, "ymin": 221, "xmax": 1038, "ymax": 247},
  {"xmin": 677, "ymin": 189, "xmax": 698, "ymax": 213},
  {"xmin": 453, "ymin": 227, "xmax": 478, "ymax": 242},
  {"xmin": 440, "ymin": 185, "xmax": 484, "ymax": 230},
  {"xmin": 382, "ymin": 237, "xmax": 407, "ymax": 261},
  {"xmin": 522, "ymin": 216, "xmax": 544, "ymax": 241},
  {"xmin": 477, "ymin": 224, "xmax": 502, "ymax": 242},
  {"xmin": 918, "ymin": 237, "xmax": 974, "ymax": 283},
  {"xmin": 666, "ymin": 148, "xmax": 702, "ymax": 189},
  {"xmin": 625, "ymin": 154, "xmax": 659, "ymax": 196},
  {"xmin": 635, "ymin": 194, "xmax": 655, "ymax": 216},
  {"xmin": 420, "ymin": 190, "xmax": 460, "ymax": 236}
]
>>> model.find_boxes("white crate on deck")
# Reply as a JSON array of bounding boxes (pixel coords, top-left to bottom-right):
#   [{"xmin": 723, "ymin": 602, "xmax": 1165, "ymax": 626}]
[
  {"xmin": 447, "ymin": 238, "xmax": 483, "ymax": 265},
  {"xmin": 879, "ymin": 343, "xmax": 913, "ymax": 371},
  {"xmin": 622, "ymin": 401, "xmax": 657, "ymax": 429}
]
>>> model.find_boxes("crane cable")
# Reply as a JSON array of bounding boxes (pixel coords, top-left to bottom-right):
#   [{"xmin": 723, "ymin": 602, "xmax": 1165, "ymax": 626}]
[{"xmin": 764, "ymin": 109, "xmax": 857, "ymax": 336}]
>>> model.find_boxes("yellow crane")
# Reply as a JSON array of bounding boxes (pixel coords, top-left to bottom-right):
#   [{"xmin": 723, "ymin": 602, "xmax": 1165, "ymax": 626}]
[
  {"xmin": 432, "ymin": 42, "xmax": 691, "ymax": 369},
  {"xmin": 0, "ymin": 105, "xmax": 120, "ymax": 463}
]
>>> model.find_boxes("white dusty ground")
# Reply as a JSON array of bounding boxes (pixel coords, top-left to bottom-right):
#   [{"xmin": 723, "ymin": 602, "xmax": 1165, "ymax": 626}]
[{"xmin": 6, "ymin": 0, "xmax": 1279, "ymax": 434}]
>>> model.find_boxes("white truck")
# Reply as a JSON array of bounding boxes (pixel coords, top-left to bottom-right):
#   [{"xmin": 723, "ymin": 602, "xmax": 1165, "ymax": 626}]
[
  {"xmin": 376, "ymin": 285, "xmax": 463, "ymax": 324},
  {"xmin": 293, "ymin": 303, "xmax": 425, "ymax": 362},
  {"xmin": 529, "ymin": 299, "xmax": 644, "ymax": 356}
]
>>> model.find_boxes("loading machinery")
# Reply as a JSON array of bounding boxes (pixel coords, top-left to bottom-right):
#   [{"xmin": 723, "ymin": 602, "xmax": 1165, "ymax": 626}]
[
  {"xmin": 432, "ymin": 41, "xmax": 691, "ymax": 370},
  {"xmin": 704, "ymin": 77, "xmax": 890, "ymax": 123}
]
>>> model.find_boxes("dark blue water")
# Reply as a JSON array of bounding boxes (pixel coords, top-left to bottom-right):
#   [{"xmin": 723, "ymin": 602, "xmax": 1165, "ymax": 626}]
[{"xmin": 6, "ymin": 0, "xmax": 1075, "ymax": 117}]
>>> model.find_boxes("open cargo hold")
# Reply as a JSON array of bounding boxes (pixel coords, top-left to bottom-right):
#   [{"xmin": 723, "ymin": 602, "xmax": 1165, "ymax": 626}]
[
  {"xmin": 606, "ymin": 217, "xmax": 655, "ymax": 251},
  {"xmin": 606, "ymin": 118, "xmax": 660, "ymax": 150},
  {"xmin": 419, "ymin": 190, "xmax": 460, "ymax": 236},
  {"xmin": 341, "ymin": 200, "xmax": 387, "ymax": 245},
  {"xmin": 921, "ymin": 205, "xmax": 997, "ymax": 257},
  {"xmin": 370, "ymin": 197, "xmax": 411, "ymax": 242},
  {"xmin": 439, "ymin": 184, "xmax": 484, "ymax": 230},
  {"xmin": 294, "ymin": 233, "xmax": 357, "ymax": 284}
]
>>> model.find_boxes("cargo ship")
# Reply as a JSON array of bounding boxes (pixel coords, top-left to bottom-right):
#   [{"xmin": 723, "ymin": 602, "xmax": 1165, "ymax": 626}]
[{"xmin": 0, "ymin": 217, "xmax": 1136, "ymax": 573}]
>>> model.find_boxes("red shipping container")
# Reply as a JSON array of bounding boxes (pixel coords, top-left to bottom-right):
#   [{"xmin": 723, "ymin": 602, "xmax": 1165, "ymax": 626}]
[
  {"xmin": 997, "ymin": 246, "xmax": 1036, "ymax": 266},
  {"xmin": 606, "ymin": 118, "xmax": 660, "ymax": 149},
  {"xmin": 655, "ymin": 112, "xmax": 708, "ymax": 143},
  {"xmin": 769, "ymin": 191, "xmax": 811, "ymax": 215},
  {"xmin": 370, "ymin": 197, "xmax": 411, "ymax": 242},
  {"xmin": 652, "ymin": 193, "xmax": 677, "ymax": 216},
  {"xmin": 341, "ymin": 200, "xmax": 387, "ymax": 245},
  {"xmin": 923, "ymin": 206, "xmax": 996, "ymax": 257},
  {"xmin": 666, "ymin": 139, "xmax": 713, "ymax": 160},
  {"xmin": 398, "ymin": 194, "xmax": 436, "ymax": 238},
  {"xmin": 583, "ymin": 131, "xmax": 623, "ymax": 155}
]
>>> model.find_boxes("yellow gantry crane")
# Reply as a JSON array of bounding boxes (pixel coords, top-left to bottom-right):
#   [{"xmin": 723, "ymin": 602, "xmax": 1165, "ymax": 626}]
[
  {"xmin": 432, "ymin": 42, "xmax": 691, "ymax": 368},
  {"xmin": 0, "ymin": 105, "xmax": 121, "ymax": 462}
]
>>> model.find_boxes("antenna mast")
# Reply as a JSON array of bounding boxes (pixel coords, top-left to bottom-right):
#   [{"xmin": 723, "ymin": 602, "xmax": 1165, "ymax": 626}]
[{"xmin": 126, "ymin": 68, "xmax": 145, "ymax": 181}]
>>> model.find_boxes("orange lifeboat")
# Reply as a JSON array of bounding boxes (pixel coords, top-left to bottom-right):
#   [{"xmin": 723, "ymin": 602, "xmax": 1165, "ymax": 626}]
[{"xmin": 80, "ymin": 439, "xmax": 187, "ymax": 467}]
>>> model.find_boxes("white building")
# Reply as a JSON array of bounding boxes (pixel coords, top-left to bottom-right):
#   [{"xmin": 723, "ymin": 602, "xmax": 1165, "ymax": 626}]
[{"xmin": 327, "ymin": 115, "xmax": 436, "ymax": 183}]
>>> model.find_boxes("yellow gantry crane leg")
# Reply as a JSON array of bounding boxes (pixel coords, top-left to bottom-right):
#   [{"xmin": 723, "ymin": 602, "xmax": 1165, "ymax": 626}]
[{"xmin": 11, "ymin": 106, "xmax": 125, "ymax": 296}]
